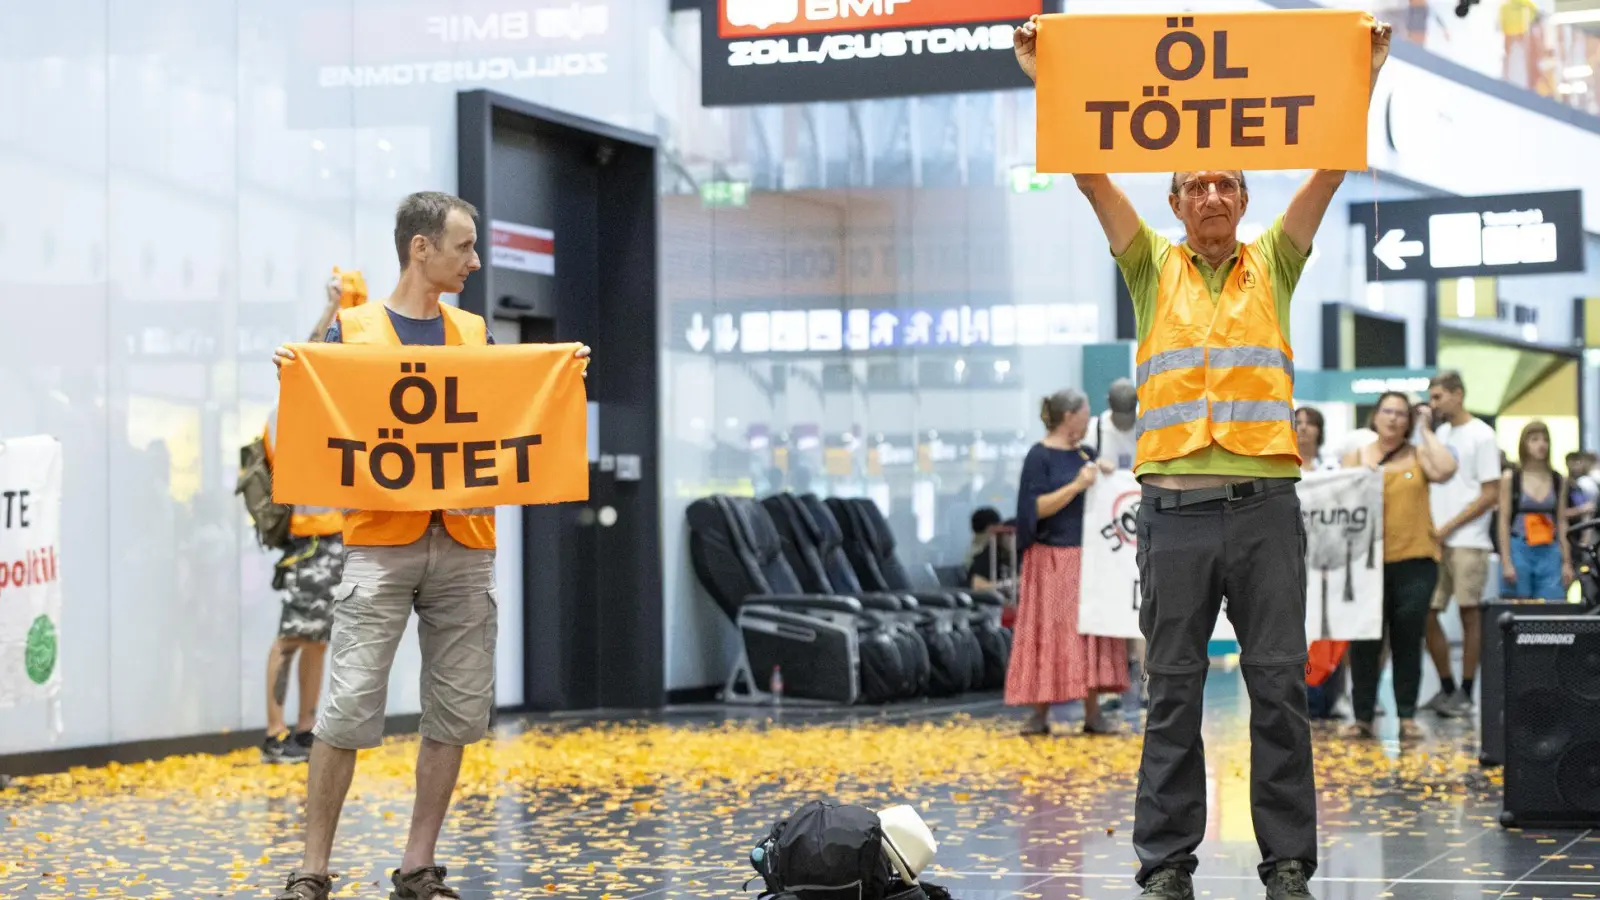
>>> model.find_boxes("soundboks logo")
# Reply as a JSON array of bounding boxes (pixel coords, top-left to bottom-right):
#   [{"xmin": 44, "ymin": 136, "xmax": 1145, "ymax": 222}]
[{"xmin": 1516, "ymin": 633, "xmax": 1577, "ymax": 646}]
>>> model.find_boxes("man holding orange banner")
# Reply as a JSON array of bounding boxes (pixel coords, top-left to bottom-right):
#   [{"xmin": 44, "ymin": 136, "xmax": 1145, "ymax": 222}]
[
  {"xmin": 1016, "ymin": 12, "xmax": 1390, "ymax": 900},
  {"xmin": 269, "ymin": 191, "xmax": 590, "ymax": 900}
]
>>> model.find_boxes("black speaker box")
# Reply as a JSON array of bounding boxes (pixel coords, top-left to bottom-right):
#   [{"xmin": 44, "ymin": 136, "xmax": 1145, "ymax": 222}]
[
  {"xmin": 1480, "ymin": 599, "xmax": 1586, "ymax": 767},
  {"xmin": 1500, "ymin": 615, "xmax": 1600, "ymax": 829}
]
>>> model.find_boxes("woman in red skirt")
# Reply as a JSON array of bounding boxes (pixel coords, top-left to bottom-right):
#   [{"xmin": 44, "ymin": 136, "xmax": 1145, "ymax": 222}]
[{"xmin": 1006, "ymin": 388, "xmax": 1130, "ymax": 735}]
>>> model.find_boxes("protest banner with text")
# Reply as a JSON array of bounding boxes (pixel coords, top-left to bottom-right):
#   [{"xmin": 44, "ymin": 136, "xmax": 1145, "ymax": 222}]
[
  {"xmin": 0, "ymin": 435, "xmax": 63, "ymax": 710},
  {"xmin": 1079, "ymin": 468, "xmax": 1383, "ymax": 642},
  {"xmin": 1036, "ymin": 9, "xmax": 1370, "ymax": 174},
  {"xmin": 274, "ymin": 344, "xmax": 589, "ymax": 512}
]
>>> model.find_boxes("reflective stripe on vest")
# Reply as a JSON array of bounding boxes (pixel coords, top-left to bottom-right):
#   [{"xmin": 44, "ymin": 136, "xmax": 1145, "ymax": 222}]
[
  {"xmin": 336, "ymin": 302, "xmax": 495, "ymax": 550},
  {"xmin": 1211, "ymin": 399, "xmax": 1295, "ymax": 424},
  {"xmin": 1135, "ymin": 347, "xmax": 1296, "ymax": 437}
]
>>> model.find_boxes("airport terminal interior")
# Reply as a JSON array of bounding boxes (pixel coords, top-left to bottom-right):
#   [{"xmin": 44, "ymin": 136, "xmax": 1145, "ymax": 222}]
[{"xmin": 3, "ymin": 0, "xmax": 1600, "ymax": 899}]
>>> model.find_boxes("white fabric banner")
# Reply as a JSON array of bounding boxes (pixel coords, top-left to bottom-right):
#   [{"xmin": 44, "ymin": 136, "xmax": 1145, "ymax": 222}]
[
  {"xmin": 0, "ymin": 435, "xmax": 63, "ymax": 709},
  {"xmin": 1077, "ymin": 469, "xmax": 1146, "ymax": 640},
  {"xmin": 1078, "ymin": 467, "xmax": 1384, "ymax": 643}
]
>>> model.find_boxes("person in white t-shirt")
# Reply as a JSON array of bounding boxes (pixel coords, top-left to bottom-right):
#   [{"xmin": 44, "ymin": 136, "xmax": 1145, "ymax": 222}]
[
  {"xmin": 1422, "ymin": 371, "xmax": 1501, "ymax": 719},
  {"xmin": 1085, "ymin": 378, "xmax": 1139, "ymax": 471}
]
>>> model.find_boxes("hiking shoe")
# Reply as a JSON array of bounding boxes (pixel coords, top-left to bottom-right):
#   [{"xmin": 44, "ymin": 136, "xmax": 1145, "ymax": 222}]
[
  {"xmin": 392, "ymin": 865, "xmax": 461, "ymax": 900},
  {"xmin": 278, "ymin": 731, "xmax": 313, "ymax": 763},
  {"xmin": 274, "ymin": 870, "xmax": 332, "ymax": 900},
  {"xmin": 1133, "ymin": 866, "xmax": 1194, "ymax": 899},
  {"xmin": 1265, "ymin": 861, "xmax": 1315, "ymax": 900},
  {"xmin": 261, "ymin": 733, "xmax": 290, "ymax": 764}
]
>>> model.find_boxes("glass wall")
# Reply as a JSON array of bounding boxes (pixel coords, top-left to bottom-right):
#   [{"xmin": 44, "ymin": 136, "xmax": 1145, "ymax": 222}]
[{"xmin": 0, "ymin": 0, "xmax": 665, "ymax": 753}]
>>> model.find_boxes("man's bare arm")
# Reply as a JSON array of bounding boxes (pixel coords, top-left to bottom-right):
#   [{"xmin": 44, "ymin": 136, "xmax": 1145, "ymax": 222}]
[
  {"xmin": 1281, "ymin": 170, "xmax": 1345, "ymax": 257},
  {"xmin": 1440, "ymin": 482, "xmax": 1500, "ymax": 539},
  {"xmin": 1074, "ymin": 175, "xmax": 1142, "ymax": 256}
]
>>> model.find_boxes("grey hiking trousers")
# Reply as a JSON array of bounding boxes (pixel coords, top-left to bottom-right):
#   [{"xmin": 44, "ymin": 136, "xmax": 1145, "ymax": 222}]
[{"xmin": 1132, "ymin": 478, "xmax": 1317, "ymax": 886}]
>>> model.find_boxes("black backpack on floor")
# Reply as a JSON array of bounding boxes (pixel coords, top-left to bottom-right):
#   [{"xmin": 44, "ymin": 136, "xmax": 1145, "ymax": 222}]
[{"xmin": 750, "ymin": 801, "xmax": 894, "ymax": 900}]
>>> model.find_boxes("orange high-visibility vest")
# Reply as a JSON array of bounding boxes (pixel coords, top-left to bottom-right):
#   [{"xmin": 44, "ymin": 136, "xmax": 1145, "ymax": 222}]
[
  {"xmin": 263, "ymin": 407, "xmax": 345, "ymax": 538},
  {"xmin": 336, "ymin": 302, "xmax": 497, "ymax": 550},
  {"xmin": 1134, "ymin": 243, "xmax": 1300, "ymax": 467}
]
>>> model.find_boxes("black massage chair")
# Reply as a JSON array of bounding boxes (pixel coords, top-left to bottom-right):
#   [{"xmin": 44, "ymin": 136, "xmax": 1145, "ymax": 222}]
[
  {"xmin": 825, "ymin": 497, "xmax": 1012, "ymax": 694},
  {"xmin": 686, "ymin": 494, "xmax": 921, "ymax": 705},
  {"xmin": 762, "ymin": 493, "xmax": 932, "ymax": 701}
]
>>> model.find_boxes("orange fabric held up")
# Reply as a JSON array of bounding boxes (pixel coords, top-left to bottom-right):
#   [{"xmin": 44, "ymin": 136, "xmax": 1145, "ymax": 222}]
[
  {"xmin": 328, "ymin": 302, "xmax": 503, "ymax": 549},
  {"xmin": 1035, "ymin": 9, "xmax": 1371, "ymax": 174},
  {"xmin": 272, "ymin": 337, "xmax": 589, "ymax": 527},
  {"xmin": 333, "ymin": 267, "xmax": 368, "ymax": 309}
]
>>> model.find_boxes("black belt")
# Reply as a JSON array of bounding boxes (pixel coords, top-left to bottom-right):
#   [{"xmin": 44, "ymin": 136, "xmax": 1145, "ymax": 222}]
[{"xmin": 1143, "ymin": 478, "xmax": 1296, "ymax": 511}]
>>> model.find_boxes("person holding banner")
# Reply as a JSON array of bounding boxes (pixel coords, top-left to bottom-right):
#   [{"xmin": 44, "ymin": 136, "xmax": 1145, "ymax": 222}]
[
  {"xmin": 269, "ymin": 192, "xmax": 590, "ymax": 900},
  {"xmin": 258, "ymin": 272, "xmax": 366, "ymax": 765},
  {"xmin": 1006, "ymin": 389, "xmax": 1128, "ymax": 737},
  {"xmin": 1339, "ymin": 392, "xmax": 1456, "ymax": 742},
  {"xmin": 1014, "ymin": 13, "xmax": 1391, "ymax": 900}
]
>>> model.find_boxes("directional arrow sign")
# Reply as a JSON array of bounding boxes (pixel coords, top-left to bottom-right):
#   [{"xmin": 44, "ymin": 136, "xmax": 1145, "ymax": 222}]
[
  {"xmin": 685, "ymin": 313, "xmax": 710, "ymax": 352},
  {"xmin": 1372, "ymin": 229, "xmax": 1424, "ymax": 271},
  {"xmin": 1349, "ymin": 190, "xmax": 1582, "ymax": 283}
]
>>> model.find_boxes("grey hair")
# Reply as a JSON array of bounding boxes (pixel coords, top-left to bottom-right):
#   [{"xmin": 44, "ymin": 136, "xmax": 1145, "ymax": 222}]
[
  {"xmin": 1040, "ymin": 388, "xmax": 1088, "ymax": 431},
  {"xmin": 394, "ymin": 191, "xmax": 479, "ymax": 269}
]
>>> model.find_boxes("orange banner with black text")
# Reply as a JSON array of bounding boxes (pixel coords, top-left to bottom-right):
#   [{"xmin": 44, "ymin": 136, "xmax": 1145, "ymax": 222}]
[
  {"xmin": 1036, "ymin": 9, "xmax": 1371, "ymax": 174},
  {"xmin": 273, "ymin": 343, "xmax": 589, "ymax": 512}
]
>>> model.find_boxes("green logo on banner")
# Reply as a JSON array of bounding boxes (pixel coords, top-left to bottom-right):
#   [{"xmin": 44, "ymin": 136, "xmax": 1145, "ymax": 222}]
[{"xmin": 25, "ymin": 615, "xmax": 56, "ymax": 685}]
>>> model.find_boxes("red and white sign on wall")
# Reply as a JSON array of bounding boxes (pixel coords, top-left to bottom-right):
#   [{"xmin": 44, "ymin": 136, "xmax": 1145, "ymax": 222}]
[{"xmin": 490, "ymin": 220, "xmax": 555, "ymax": 276}]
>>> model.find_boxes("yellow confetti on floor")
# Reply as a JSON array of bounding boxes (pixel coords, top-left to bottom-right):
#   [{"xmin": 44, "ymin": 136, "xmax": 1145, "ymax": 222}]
[{"xmin": 0, "ymin": 713, "xmax": 1510, "ymax": 899}]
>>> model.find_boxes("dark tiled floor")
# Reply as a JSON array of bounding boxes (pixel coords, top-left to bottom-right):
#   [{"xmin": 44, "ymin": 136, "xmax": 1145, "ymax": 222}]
[{"xmin": 0, "ymin": 670, "xmax": 1594, "ymax": 900}]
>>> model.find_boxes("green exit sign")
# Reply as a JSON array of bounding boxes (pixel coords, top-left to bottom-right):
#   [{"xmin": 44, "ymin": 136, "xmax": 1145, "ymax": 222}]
[
  {"xmin": 701, "ymin": 180, "xmax": 750, "ymax": 208},
  {"xmin": 1010, "ymin": 166, "xmax": 1054, "ymax": 194}
]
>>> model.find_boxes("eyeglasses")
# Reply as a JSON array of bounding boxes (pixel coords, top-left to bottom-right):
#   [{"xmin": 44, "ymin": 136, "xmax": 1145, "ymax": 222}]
[
  {"xmin": 1181, "ymin": 178, "xmax": 1241, "ymax": 200},
  {"xmin": 1376, "ymin": 407, "xmax": 1410, "ymax": 419}
]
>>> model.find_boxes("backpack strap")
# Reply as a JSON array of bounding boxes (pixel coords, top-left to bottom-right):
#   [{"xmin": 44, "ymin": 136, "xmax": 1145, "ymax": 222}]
[
  {"xmin": 1511, "ymin": 468, "xmax": 1522, "ymax": 521},
  {"xmin": 1376, "ymin": 443, "xmax": 1408, "ymax": 468}
]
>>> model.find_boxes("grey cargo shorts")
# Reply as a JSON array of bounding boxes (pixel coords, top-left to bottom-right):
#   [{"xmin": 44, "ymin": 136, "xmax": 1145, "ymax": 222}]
[{"xmin": 313, "ymin": 525, "xmax": 497, "ymax": 750}]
